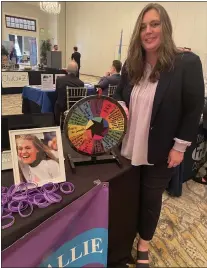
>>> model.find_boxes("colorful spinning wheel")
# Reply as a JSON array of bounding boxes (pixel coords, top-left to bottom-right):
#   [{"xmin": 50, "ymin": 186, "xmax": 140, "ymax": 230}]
[{"xmin": 64, "ymin": 95, "xmax": 127, "ymax": 156}]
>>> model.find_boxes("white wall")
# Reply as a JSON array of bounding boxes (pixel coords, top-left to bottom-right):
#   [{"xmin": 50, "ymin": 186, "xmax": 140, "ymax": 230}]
[
  {"xmin": 57, "ymin": 2, "xmax": 66, "ymax": 68},
  {"xmin": 66, "ymin": 2, "xmax": 207, "ymax": 77}
]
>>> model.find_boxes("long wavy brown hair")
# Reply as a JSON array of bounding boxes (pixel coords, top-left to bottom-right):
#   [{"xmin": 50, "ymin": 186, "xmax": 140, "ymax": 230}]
[
  {"xmin": 126, "ymin": 3, "xmax": 179, "ymax": 84},
  {"xmin": 15, "ymin": 134, "xmax": 59, "ymax": 163}
]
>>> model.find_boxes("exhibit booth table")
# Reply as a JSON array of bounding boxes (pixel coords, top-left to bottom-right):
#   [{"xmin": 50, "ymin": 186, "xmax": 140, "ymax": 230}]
[
  {"xmin": 2, "ymin": 69, "xmax": 67, "ymax": 94},
  {"xmin": 22, "ymin": 84, "xmax": 96, "ymax": 114},
  {"xmin": 1, "ymin": 137, "xmax": 140, "ymax": 268}
]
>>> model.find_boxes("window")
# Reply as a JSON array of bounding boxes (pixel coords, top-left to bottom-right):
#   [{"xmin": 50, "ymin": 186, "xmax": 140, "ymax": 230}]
[
  {"xmin": 5, "ymin": 15, "xmax": 36, "ymax": 32},
  {"xmin": 8, "ymin": 34, "xmax": 38, "ymax": 65}
]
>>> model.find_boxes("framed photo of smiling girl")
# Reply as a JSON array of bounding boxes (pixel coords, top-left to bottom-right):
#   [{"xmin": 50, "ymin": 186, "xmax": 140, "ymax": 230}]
[{"xmin": 9, "ymin": 126, "xmax": 66, "ymax": 187}]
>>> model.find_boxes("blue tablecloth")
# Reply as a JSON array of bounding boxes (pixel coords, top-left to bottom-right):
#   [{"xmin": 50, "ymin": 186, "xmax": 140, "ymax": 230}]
[{"xmin": 22, "ymin": 84, "xmax": 95, "ymax": 113}]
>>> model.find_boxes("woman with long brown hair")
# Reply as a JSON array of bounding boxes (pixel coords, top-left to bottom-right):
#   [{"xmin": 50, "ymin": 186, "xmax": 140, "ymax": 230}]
[
  {"xmin": 114, "ymin": 3, "xmax": 204, "ymax": 267},
  {"xmin": 16, "ymin": 134, "xmax": 60, "ymax": 186}
]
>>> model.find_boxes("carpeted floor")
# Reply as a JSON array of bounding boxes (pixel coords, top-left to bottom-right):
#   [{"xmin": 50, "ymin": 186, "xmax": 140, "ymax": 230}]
[
  {"xmin": 1, "ymin": 74, "xmax": 207, "ymax": 267},
  {"xmin": 131, "ymin": 180, "xmax": 207, "ymax": 267}
]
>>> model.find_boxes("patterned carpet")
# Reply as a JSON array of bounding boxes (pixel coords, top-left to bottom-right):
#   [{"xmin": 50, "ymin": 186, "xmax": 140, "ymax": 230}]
[
  {"xmin": 132, "ymin": 180, "xmax": 207, "ymax": 267},
  {"xmin": 2, "ymin": 74, "xmax": 207, "ymax": 267}
]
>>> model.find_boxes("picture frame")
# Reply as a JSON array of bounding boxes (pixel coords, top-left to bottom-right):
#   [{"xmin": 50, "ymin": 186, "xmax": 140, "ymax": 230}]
[
  {"xmin": 5, "ymin": 15, "xmax": 36, "ymax": 32},
  {"xmin": 9, "ymin": 127, "xmax": 66, "ymax": 187}
]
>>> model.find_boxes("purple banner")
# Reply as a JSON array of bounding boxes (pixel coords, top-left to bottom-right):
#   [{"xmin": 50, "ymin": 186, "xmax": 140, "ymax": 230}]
[{"xmin": 2, "ymin": 183, "xmax": 109, "ymax": 267}]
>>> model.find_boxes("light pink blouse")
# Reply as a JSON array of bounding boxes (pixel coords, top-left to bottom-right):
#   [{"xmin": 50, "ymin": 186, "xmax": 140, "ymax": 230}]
[{"xmin": 120, "ymin": 64, "xmax": 191, "ymax": 166}]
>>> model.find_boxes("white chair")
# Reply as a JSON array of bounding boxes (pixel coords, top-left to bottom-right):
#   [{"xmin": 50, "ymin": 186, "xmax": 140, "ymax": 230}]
[
  {"xmin": 60, "ymin": 86, "xmax": 88, "ymax": 130},
  {"xmin": 108, "ymin": 85, "xmax": 117, "ymax": 98}
]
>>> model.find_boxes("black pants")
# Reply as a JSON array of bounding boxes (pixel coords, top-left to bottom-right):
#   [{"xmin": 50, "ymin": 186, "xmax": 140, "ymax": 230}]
[
  {"xmin": 107, "ymin": 162, "xmax": 173, "ymax": 268},
  {"xmin": 135, "ymin": 162, "xmax": 173, "ymax": 241},
  {"xmin": 77, "ymin": 67, "xmax": 80, "ymax": 78}
]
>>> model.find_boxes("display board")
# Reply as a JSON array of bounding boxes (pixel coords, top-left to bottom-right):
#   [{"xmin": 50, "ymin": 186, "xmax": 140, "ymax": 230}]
[
  {"xmin": 41, "ymin": 74, "xmax": 53, "ymax": 90},
  {"xmin": 64, "ymin": 95, "xmax": 127, "ymax": 156},
  {"xmin": 2, "ymin": 72, "xmax": 29, "ymax": 88}
]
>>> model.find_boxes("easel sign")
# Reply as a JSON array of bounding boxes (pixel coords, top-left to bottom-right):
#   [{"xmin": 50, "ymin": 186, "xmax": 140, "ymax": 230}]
[
  {"xmin": 55, "ymin": 74, "xmax": 66, "ymax": 87},
  {"xmin": 2, "ymin": 72, "xmax": 29, "ymax": 88},
  {"xmin": 41, "ymin": 74, "xmax": 53, "ymax": 90}
]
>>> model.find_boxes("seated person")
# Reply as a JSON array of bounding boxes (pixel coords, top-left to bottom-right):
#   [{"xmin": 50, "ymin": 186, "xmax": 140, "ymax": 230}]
[
  {"xmin": 54, "ymin": 61, "xmax": 84, "ymax": 125},
  {"xmin": 97, "ymin": 60, "xmax": 122, "ymax": 95}
]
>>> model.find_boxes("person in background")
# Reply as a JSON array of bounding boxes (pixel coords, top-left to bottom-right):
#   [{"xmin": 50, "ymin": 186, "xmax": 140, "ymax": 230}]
[
  {"xmin": 54, "ymin": 61, "xmax": 84, "ymax": 125},
  {"xmin": 1, "ymin": 45, "xmax": 9, "ymax": 67},
  {"xmin": 97, "ymin": 60, "xmax": 122, "ymax": 96},
  {"xmin": 43, "ymin": 132, "xmax": 58, "ymax": 158},
  {"xmin": 71, "ymin": 46, "xmax": 81, "ymax": 78},
  {"xmin": 52, "ymin": 44, "xmax": 58, "ymax": 51},
  {"xmin": 113, "ymin": 3, "xmax": 204, "ymax": 267},
  {"xmin": 9, "ymin": 45, "xmax": 17, "ymax": 64},
  {"xmin": 22, "ymin": 52, "xmax": 28, "ymax": 62}
]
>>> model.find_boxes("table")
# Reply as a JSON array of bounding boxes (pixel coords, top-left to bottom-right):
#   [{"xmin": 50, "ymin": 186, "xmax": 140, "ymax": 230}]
[
  {"xmin": 22, "ymin": 84, "xmax": 96, "ymax": 114},
  {"xmin": 167, "ymin": 122, "xmax": 206, "ymax": 196},
  {"xmin": 22, "ymin": 86, "xmax": 57, "ymax": 113},
  {"xmin": 1, "ymin": 136, "xmax": 140, "ymax": 268},
  {"xmin": 2, "ymin": 69, "xmax": 67, "ymax": 95}
]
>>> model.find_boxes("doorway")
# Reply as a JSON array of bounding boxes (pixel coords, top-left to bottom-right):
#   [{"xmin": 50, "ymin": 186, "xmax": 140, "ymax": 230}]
[{"xmin": 8, "ymin": 34, "xmax": 37, "ymax": 65}]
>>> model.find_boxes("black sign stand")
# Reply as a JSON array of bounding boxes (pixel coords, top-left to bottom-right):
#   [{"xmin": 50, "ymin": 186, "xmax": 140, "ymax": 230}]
[{"xmin": 67, "ymin": 148, "xmax": 122, "ymax": 173}]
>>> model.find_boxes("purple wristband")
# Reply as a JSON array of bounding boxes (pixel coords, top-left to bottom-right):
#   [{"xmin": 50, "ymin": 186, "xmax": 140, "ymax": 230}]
[
  {"xmin": 41, "ymin": 182, "xmax": 59, "ymax": 193},
  {"xmin": 28, "ymin": 188, "xmax": 41, "ymax": 196},
  {"xmin": 60, "ymin": 182, "xmax": 75, "ymax": 194},
  {"xmin": 16, "ymin": 182, "xmax": 28, "ymax": 192},
  {"xmin": 25, "ymin": 182, "xmax": 38, "ymax": 189},
  {"xmin": 8, "ymin": 200, "xmax": 29, "ymax": 213},
  {"xmin": 13, "ymin": 183, "xmax": 32, "ymax": 201},
  {"xmin": 44, "ymin": 192, "xmax": 62, "ymax": 203},
  {"xmin": 1, "ymin": 181, "xmax": 71, "ymax": 220},
  {"xmin": 33, "ymin": 194, "xmax": 50, "ymax": 208},
  {"xmin": 1, "ymin": 187, "xmax": 8, "ymax": 193},
  {"xmin": 3, "ymin": 203, "xmax": 10, "ymax": 213},
  {"xmin": 27, "ymin": 188, "xmax": 41, "ymax": 203},
  {"xmin": 8, "ymin": 200, "xmax": 19, "ymax": 213},
  {"xmin": 27, "ymin": 196, "xmax": 36, "ymax": 204},
  {"xmin": 7, "ymin": 185, "xmax": 18, "ymax": 198},
  {"xmin": 12, "ymin": 191, "xmax": 28, "ymax": 201},
  {"xmin": 18, "ymin": 200, "xmax": 33, "ymax": 218},
  {"xmin": 1, "ymin": 193, "xmax": 8, "ymax": 205},
  {"xmin": 2, "ymin": 215, "xmax": 15, "ymax": 229},
  {"xmin": 1, "ymin": 206, "xmax": 12, "ymax": 218}
]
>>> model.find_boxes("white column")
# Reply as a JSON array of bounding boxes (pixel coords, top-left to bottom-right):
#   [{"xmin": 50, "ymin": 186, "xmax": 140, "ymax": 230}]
[{"xmin": 57, "ymin": 2, "xmax": 66, "ymax": 68}]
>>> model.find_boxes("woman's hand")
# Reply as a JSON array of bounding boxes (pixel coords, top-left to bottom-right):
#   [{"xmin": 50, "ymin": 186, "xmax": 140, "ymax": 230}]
[{"xmin": 168, "ymin": 149, "xmax": 184, "ymax": 168}]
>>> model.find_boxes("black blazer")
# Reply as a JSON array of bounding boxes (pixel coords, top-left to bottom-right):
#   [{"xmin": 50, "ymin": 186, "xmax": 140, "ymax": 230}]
[
  {"xmin": 98, "ymin": 73, "xmax": 121, "ymax": 95},
  {"xmin": 113, "ymin": 52, "xmax": 205, "ymax": 164},
  {"xmin": 54, "ymin": 74, "xmax": 84, "ymax": 124}
]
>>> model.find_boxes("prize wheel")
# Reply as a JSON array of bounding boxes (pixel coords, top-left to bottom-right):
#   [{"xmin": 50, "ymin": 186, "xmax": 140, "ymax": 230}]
[{"xmin": 64, "ymin": 95, "xmax": 127, "ymax": 156}]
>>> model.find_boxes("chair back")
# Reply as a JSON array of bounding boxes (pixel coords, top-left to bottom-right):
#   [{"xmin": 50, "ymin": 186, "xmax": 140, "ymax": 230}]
[
  {"xmin": 108, "ymin": 85, "xmax": 117, "ymax": 97},
  {"xmin": 60, "ymin": 86, "xmax": 87, "ymax": 130},
  {"xmin": 66, "ymin": 86, "xmax": 88, "ymax": 109}
]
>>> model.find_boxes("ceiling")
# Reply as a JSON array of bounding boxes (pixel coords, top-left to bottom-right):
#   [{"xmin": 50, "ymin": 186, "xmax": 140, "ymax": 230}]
[{"xmin": 24, "ymin": 2, "xmax": 40, "ymax": 7}]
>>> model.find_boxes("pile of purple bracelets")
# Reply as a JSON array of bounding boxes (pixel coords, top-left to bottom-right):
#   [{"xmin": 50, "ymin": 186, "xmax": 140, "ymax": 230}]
[{"xmin": 1, "ymin": 181, "xmax": 75, "ymax": 229}]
